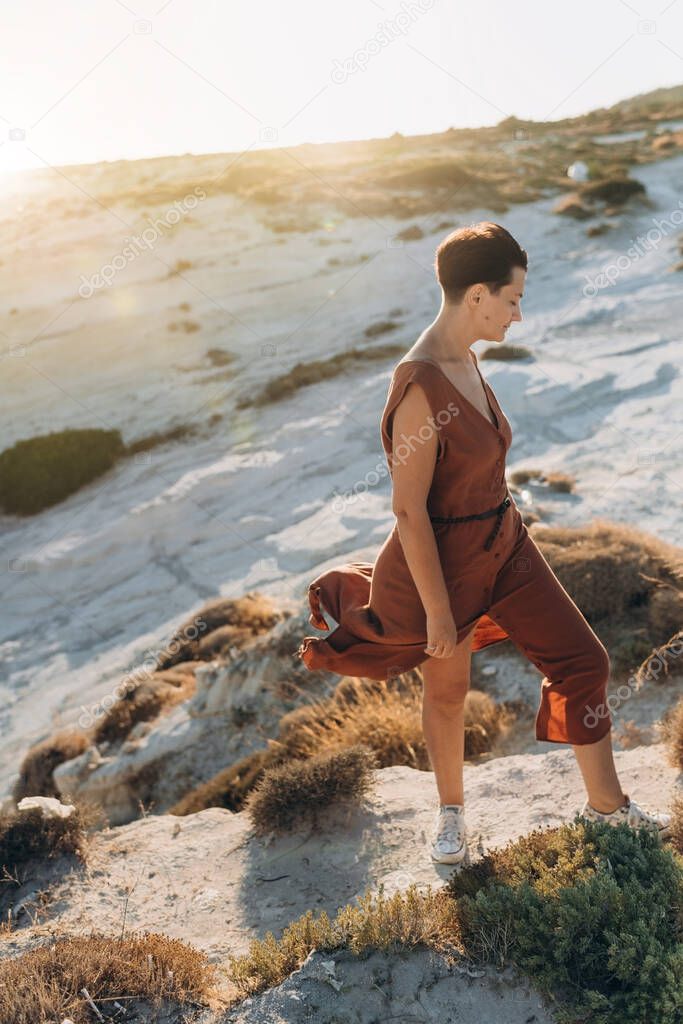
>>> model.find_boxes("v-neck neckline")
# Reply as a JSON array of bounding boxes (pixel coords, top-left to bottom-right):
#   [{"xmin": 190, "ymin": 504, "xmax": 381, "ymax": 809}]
[{"xmin": 398, "ymin": 352, "xmax": 501, "ymax": 433}]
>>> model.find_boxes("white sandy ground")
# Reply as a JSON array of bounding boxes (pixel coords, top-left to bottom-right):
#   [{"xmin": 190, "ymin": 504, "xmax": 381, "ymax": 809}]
[
  {"xmin": 2, "ymin": 743, "xmax": 680, "ymax": 1021},
  {"xmin": 2, "ymin": 148, "xmax": 683, "ymax": 803}
]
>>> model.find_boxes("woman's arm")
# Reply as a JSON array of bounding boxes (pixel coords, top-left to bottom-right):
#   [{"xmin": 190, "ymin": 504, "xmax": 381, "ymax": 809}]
[{"xmin": 390, "ymin": 382, "xmax": 460, "ymax": 658}]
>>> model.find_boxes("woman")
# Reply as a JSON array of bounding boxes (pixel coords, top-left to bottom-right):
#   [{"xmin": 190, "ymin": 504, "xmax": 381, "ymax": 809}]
[{"xmin": 297, "ymin": 221, "xmax": 670, "ymax": 864}]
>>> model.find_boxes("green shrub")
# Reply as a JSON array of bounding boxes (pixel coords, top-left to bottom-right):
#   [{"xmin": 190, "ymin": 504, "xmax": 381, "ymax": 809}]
[
  {"xmin": 0, "ymin": 428, "xmax": 124, "ymax": 515},
  {"xmin": 447, "ymin": 818, "xmax": 683, "ymax": 1023},
  {"xmin": 228, "ymin": 883, "xmax": 460, "ymax": 998}
]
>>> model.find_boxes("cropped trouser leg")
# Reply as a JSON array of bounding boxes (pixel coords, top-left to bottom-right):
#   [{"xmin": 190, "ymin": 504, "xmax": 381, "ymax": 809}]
[{"xmin": 485, "ymin": 530, "xmax": 613, "ymax": 745}]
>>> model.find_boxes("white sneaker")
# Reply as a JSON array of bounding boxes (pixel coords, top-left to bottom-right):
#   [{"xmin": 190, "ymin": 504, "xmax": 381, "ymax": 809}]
[
  {"xmin": 430, "ymin": 803, "xmax": 468, "ymax": 864},
  {"xmin": 579, "ymin": 791, "xmax": 672, "ymax": 840}
]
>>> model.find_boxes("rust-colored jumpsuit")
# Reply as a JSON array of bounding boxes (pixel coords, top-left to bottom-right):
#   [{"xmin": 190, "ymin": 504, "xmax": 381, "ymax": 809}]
[{"xmin": 297, "ymin": 350, "xmax": 612, "ymax": 745}]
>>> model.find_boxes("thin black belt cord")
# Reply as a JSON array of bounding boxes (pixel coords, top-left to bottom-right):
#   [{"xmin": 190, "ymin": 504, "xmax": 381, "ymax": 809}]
[{"xmin": 429, "ymin": 495, "xmax": 512, "ymax": 551}]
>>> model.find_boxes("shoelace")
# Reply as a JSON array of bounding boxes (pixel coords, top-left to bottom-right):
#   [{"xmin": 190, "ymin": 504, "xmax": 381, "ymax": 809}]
[{"xmin": 436, "ymin": 808, "xmax": 465, "ymax": 843}]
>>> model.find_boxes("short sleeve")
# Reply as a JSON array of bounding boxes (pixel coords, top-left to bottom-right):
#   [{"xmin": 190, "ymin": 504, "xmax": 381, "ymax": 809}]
[{"xmin": 380, "ymin": 363, "xmax": 447, "ymax": 473}]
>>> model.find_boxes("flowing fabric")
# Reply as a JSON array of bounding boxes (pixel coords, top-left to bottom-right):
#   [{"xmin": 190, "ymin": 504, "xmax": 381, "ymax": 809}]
[{"xmin": 297, "ymin": 350, "xmax": 612, "ymax": 745}]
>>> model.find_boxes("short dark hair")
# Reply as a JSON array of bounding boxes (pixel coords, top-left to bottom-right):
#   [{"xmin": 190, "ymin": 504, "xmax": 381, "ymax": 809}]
[{"xmin": 434, "ymin": 221, "xmax": 528, "ymax": 303}]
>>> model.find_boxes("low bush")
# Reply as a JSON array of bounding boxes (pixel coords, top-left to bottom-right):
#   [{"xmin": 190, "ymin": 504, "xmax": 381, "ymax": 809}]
[
  {"xmin": 479, "ymin": 343, "xmax": 533, "ymax": 360},
  {"xmin": 0, "ymin": 429, "xmax": 124, "ymax": 515},
  {"xmin": 228, "ymin": 883, "xmax": 459, "ymax": 999},
  {"xmin": 13, "ymin": 728, "xmax": 90, "ymax": 801},
  {"xmin": 0, "ymin": 931, "xmax": 217, "ymax": 1024},
  {"xmin": 447, "ymin": 818, "xmax": 683, "ymax": 1023},
  {"xmin": 0, "ymin": 803, "xmax": 94, "ymax": 877},
  {"xmin": 244, "ymin": 744, "xmax": 377, "ymax": 835},
  {"xmin": 93, "ymin": 667, "xmax": 197, "ymax": 746},
  {"xmin": 525, "ymin": 519, "xmax": 683, "ymax": 671},
  {"xmin": 156, "ymin": 593, "xmax": 283, "ymax": 670},
  {"xmin": 580, "ymin": 176, "xmax": 646, "ymax": 205}
]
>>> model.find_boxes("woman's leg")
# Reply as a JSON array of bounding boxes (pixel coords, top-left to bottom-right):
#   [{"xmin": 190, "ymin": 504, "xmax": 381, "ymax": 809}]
[
  {"xmin": 420, "ymin": 627, "xmax": 476, "ymax": 805},
  {"xmin": 487, "ymin": 528, "xmax": 626, "ymax": 806},
  {"xmin": 571, "ymin": 731, "xmax": 626, "ymax": 812}
]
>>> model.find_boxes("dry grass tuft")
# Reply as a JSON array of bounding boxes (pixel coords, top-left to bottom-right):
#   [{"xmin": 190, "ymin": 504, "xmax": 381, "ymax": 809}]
[
  {"xmin": 543, "ymin": 470, "xmax": 575, "ymax": 493},
  {"xmin": 275, "ymin": 675, "xmax": 430, "ymax": 766},
  {"xmin": 529, "ymin": 518, "xmax": 683, "ymax": 672},
  {"xmin": 235, "ymin": 343, "xmax": 405, "ymax": 409},
  {"xmin": 0, "ymin": 930, "xmax": 218, "ymax": 1024},
  {"xmin": 274, "ymin": 676, "xmax": 508, "ymax": 767},
  {"xmin": 0, "ymin": 803, "xmax": 95, "ymax": 877},
  {"xmin": 508, "ymin": 467, "xmax": 574, "ymax": 491},
  {"xmin": 634, "ymin": 627, "xmax": 683, "ymax": 689},
  {"xmin": 509, "ymin": 467, "xmax": 545, "ymax": 485},
  {"xmin": 0, "ymin": 802, "xmax": 98, "ymax": 933},
  {"xmin": 13, "ymin": 729, "xmax": 91, "ymax": 802},
  {"xmin": 157, "ymin": 592, "xmax": 284, "ymax": 670},
  {"xmin": 93, "ymin": 668, "xmax": 197, "ymax": 747},
  {"xmin": 364, "ymin": 319, "xmax": 400, "ymax": 338},
  {"xmin": 659, "ymin": 697, "xmax": 683, "ymax": 771},
  {"xmin": 463, "ymin": 690, "xmax": 511, "ymax": 756},
  {"xmin": 553, "ymin": 192, "xmax": 593, "ymax": 219},
  {"xmin": 244, "ymin": 744, "xmax": 378, "ymax": 835},
  {"xmin": 170, "ymin": 676, "xmax": 512, "ymax": 816}
]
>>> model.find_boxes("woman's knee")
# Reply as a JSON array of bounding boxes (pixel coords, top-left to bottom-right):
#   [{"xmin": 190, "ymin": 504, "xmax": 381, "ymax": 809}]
[
  {"xmin": 423, "ymin": 683, "xmax": 470, "ymax": 710},
  {"xmin": 421, "ymin": 663, "xmax": 471, "ymax": 706}
]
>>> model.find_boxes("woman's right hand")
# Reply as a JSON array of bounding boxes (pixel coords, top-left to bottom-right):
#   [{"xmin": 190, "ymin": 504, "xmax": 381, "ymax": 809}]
[{"xmin": 424, "ymin": 609, "xmax": 460, "ymax": 658}]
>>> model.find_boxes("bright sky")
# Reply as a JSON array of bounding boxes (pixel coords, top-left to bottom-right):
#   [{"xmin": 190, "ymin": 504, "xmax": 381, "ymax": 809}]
[{"xmin": 2, "ymin": 0, "xmax": 682, "ymax": 178}]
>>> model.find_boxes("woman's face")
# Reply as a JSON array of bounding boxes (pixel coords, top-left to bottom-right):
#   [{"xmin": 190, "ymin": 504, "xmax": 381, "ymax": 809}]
[{"xmin": 474, "ymin": 265, "xmax": 526, "ymax": 342}]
